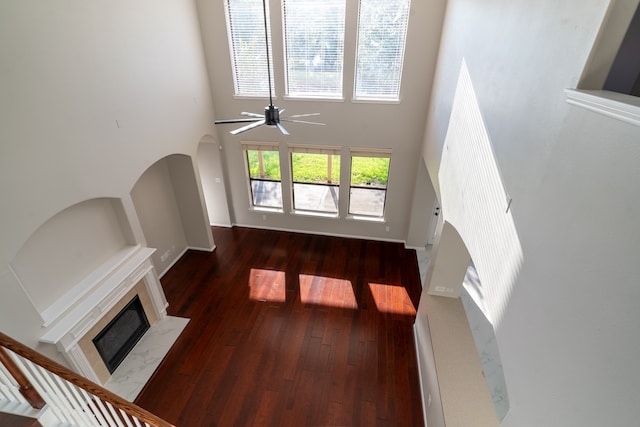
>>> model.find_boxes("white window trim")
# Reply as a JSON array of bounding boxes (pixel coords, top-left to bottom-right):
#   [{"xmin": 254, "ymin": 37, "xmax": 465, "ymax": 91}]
[
  {"xmin": 350, "ymin": 146, "xmax": 393, "ymax": 157},
  {"xmin": 282, "ymin": 0, "xmax": 347, "ymax": 100},
  {"xmin": 241, "ymin": 141, "xmax": 281, "ymax": 151},
  {"xmin": 249, "ymin": 206, "xmax": 285, "ymax": 214},
  {"xmin": 289, "ymin": 143, "xmax": 342, "ymax": 155},
  {"xmin": 242, "ymin": 141, "xmax": 283, "ymax": 210},
  {"xmin": 289, "ymin": 144, "xmax": 342, "ymax": 217},
  {"xmin": 345, "ymin": 214, "xmax": 386, "ymax": 223},
  {"xmin": 283, "ymin": 95, "xmax": 345, "ymax": 102},
  {"xmin": 348, "ymin": 147, "xmax": 392, "ymax": 220},
  {"xmin": 289, "ymin": 209, "xmax": 340, "ymax": 219},
  {"xmin": 352, "ymin": 0, "xmax": 411, "ymax": 102},
  {"xmin": 565, "ymin": 89, "xmax": 640, "ymax": 127},
  {"xmin": 224, "ymin": 0, "xmax": 275, "ymax": 97},
  {"xmin": 351, "ymin": 97, "xmax": 401, "ymax": 105}
]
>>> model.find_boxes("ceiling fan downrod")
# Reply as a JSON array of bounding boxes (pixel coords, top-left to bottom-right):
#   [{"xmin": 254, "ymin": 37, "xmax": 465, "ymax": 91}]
[{"xmin": 214, "ymin": 0, "xmax": 324, "ymax": 136}]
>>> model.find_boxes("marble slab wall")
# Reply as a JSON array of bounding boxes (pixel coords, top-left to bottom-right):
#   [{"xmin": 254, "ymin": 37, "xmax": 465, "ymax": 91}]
[{"xmin": 460, "ymin": 262, "xmax": 510, "ymax": 421}]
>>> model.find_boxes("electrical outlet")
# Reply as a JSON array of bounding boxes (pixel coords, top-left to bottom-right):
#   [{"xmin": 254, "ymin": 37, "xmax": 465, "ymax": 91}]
[{"xmin": 385, "ymin": 225, "xmax": 390, "ymax": 232}]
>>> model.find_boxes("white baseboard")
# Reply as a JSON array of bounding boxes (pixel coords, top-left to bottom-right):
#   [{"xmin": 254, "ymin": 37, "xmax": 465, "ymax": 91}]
[
  {"xmin": 230, "ymin": 222, "xmax": 407, "ymax": 245},
  {"xmin": 158, "ymin": 245, "xmax": 216, "ymax": 278},
  {"xmin": 209, "ymin": 222, "xmax": 232, "ymax": 228},
  {"xmin": 414, "ymin": 325, "xmax": 429, "ymax": 427}
]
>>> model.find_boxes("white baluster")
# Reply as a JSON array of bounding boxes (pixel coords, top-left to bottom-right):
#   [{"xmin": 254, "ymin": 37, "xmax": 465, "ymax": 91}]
[
  {"xmin": 9, "ymin": 354, "xmax": 71, "ymax": 425},
  {"xmin": 105, "ymin": 401, "xmax": 127, "ymax": 427},
  {"xmin": 80, "ymin": 388, "xmax": 110, "ymax": 426},
  {"xmin": 119, "ymin": 408, "xmax": 136, "ymax": 427},
  {"xmin": 95, "ymin": 397, "xmax": 118, "ymax": 425}
]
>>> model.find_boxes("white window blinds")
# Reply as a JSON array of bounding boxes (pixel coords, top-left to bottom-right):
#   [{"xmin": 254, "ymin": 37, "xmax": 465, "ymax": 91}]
[
  {"xmin": 283, "ymin": 0, "xmax": 346, "ymax": 98},
  {"xmin": 224, "ymin": 0, "xmax": 275, "ymax": 97},
  {"xmin": 354, "ymin": 0, "xmax": 411, "ymax": 101}
]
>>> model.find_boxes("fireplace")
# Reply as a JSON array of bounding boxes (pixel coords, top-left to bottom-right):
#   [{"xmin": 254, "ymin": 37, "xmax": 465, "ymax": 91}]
[
  {"xmin": 92, "ymin": 295, "xmax": 150, "ymax": 374},
  {"xmin": 39, "ymin": 246, "xmax": 170, "ymax": 385}
]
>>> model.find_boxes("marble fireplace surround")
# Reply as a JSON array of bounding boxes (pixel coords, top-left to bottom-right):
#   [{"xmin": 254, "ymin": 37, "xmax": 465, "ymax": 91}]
[{"xmin": 39, "ymin": 246, "xmax": 172, "ymax": 393}]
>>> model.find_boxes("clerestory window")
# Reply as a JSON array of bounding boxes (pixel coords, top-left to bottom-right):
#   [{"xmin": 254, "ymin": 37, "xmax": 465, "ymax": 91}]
[
  {"xmin": 354, "ymin": 0, "xmax": 411, "ymax": 101},
  {"xmin": 282, "ymin": 0, "xmax": 346, "ymax": 99},
  {"xmin": 224, "ymin": 0, "xmax": 275, "ymax": 97},
  {"xmin": 224, "ymin": 0, "xmax": 412, "ymax": 103}
]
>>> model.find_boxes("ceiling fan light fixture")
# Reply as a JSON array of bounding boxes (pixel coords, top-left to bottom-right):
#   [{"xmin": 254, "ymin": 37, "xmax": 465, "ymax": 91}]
[{"xmin": 264, "ymin": 105, "xmax": 280, "ymax": 126}]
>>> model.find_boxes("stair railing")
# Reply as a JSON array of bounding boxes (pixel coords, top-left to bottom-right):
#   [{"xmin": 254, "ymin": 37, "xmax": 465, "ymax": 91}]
[{"xmin": 0, "ymin": 331, "xmax": 174, "ymax": 427}]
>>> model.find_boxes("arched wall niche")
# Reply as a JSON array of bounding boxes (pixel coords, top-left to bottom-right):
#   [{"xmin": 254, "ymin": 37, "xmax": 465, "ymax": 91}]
[
  {"xmin": 130, "ymin": 153, "xmax": 214, "ymax": 277},
  {"xmin": 10, "ymin": 197, "xmax": 136, "ymax": 320}
]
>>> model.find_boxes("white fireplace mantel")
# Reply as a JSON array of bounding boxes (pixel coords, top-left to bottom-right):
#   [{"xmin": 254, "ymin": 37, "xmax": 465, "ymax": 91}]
[{"xmin": 39, "ymin": 245, "xmax": 168, "ymax": 382}]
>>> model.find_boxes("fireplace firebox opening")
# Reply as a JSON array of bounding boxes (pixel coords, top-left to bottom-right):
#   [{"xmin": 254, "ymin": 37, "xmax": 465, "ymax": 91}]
[{"xmin": 92, "ymin": 295, "xmax": 149, "ymax": 374}]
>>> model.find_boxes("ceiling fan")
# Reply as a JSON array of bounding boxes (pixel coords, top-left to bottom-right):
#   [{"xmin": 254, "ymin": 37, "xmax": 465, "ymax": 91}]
[{"xmin": 214, "ymin": 0, "xmax": 324, "ymax": 136}]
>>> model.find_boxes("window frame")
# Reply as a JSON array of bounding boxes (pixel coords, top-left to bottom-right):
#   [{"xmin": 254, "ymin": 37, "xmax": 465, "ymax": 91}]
[
  {"xmin": 289, "ymin": 144, "xmax": 342, "ymax": 216},
  {"xmin": 347, "ymin": 147, "xmax": 392, "ymax": 220},
  {"xmin": 242, "ymin": 141, "xmax": 284, "ymax": 211},
  {"xmin": 282, "ymin": 0, "xmax": 347, "ymax": 100},
  {"xmin": 224, "ymin": 0, "xmax": 275, "ymax": 98},
  {"xmin": 352, "ymin": 0, "xmax": 411, "ymax": 102}
]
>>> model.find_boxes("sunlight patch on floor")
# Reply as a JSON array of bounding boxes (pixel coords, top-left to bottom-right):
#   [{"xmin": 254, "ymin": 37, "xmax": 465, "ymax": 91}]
[
  {"xmin": 249, "ymin": 268, "xmax": 286, "ymax": 303},
  {"xmin": 368, "ymin": 283, "xmax": 416, "ymax": 315},
  {"xmin": 299, "ymin": 274, "xmax": 358, "ymax": 309}
]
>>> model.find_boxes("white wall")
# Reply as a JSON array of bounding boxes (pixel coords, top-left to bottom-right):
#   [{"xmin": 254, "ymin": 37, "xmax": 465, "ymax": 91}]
[
  {"xmin": 167, "ymin": 154, "xmax": 215, "ymax": 251},
  {"xmin": 196, "ymin": 0, "xmax": 446, "ymax": 243},
  {"xmin": 197, "ymin": 140, "xmax": 233, "ymax": 227},
  {"xmin": 11, "ymin": 198, "xmax": 129, "ymax": 314},
  {"xmin": 421, "ymin": 0, "xmax": 640, "ymax": 425},
  {"xmin": 0, "ymin": 0, "xmax": 215, "ymax": 359},
  {"xmin": 406, "ymin": 160, "xmax": 438, "ymax": 249},
  {"xmin": 131, "ymin": 158, "xmax": 190, "ymax": 276}
]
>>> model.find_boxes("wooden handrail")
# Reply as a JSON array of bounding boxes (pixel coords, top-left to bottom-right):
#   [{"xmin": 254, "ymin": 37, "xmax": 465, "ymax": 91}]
[
  {"xmin": 0, "ymin": 347, "xmax": 46, "ymax": 409},
  {"xmin": 0, "ymin": 331, "xmax": 175, "ymax": 427}
]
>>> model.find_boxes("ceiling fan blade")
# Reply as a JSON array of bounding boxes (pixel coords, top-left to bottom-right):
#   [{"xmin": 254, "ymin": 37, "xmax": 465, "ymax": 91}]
[
  {"xmin": 281, "ymin": 119, "xmax": 325, "ymax": 126},
  {"xmin": 215, "ymin": 118, "xmax": 263, "ymax": 124},
  {"xmin": 285, "ymin": 112, "xmax": 320, "ymax": 118},
  {"xmin": 275, "ymin": 122, "xmax": 289, "ymax": 135},
  {"xmin": 230, "ymin": 120, "xmax": 265, "ymax": 135},
  {"xmin": 241, "ymin": 112, "xmax": 265, "ymax": 118}
]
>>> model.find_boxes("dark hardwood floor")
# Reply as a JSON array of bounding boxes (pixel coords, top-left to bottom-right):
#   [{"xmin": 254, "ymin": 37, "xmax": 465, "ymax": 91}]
[{"xmin": 135, "ymin": 226, "xmax": 424, "ymax": 427}]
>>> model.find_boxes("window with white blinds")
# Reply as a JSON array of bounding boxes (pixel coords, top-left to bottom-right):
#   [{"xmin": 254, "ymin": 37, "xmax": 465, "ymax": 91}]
[
  {"xmin": 283, "ymin": 0, "xmax": 346, "ymax": 99},
  {"xmin": 224, "ymin": 0, "xmax": 275, "ymax": 97},
  {"xmin": 354, "ymin": 0, "xmax": 411, "ymax": 101}
]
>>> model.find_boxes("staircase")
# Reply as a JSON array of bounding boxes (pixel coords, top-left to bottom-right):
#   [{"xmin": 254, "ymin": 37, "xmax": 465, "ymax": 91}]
[{"xmin": 0, "ymin": 332, "xmax": 173, "ymax": 427}]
